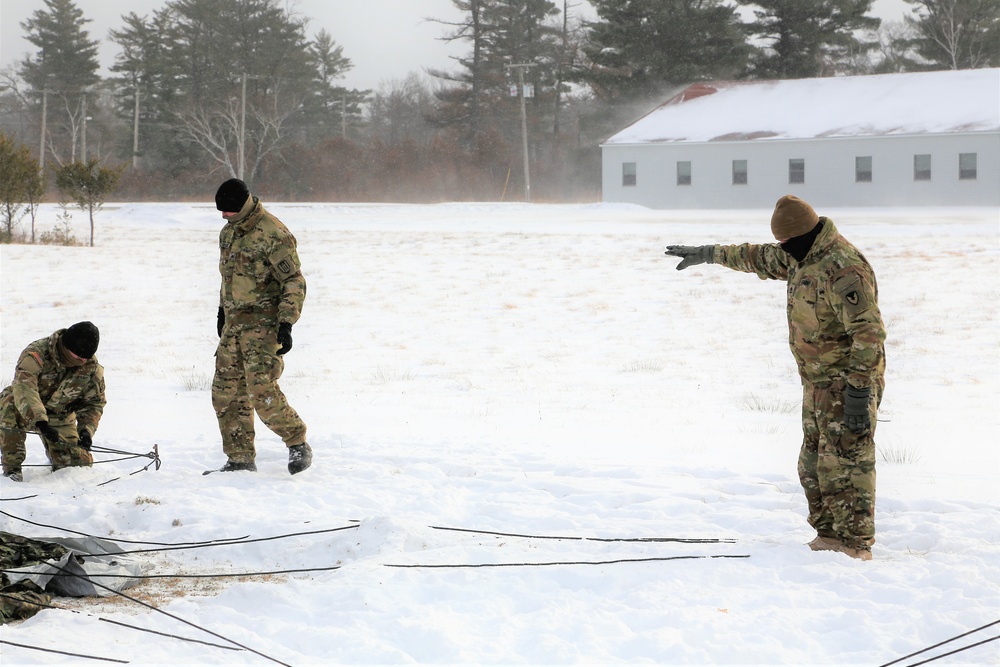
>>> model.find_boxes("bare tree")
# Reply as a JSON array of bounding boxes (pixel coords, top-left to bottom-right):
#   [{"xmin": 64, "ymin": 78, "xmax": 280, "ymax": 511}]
[
  {"xmin": 174, "ymin": 85, "xmax": 304, "ymax": 181},
  {"xmin": 903, "ymin": 0, "xmax": 1000, "ymax": 69}
]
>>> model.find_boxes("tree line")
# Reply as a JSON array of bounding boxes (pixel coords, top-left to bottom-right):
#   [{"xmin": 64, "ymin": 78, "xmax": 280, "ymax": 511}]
[{"xmin": 0, "ymin": 0, "xmax": 997, "ymax": 211}]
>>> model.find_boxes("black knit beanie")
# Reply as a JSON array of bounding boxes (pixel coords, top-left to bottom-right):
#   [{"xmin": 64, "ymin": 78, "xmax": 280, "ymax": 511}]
[
  {"xmin": 62, "ymin": 321, "xmax": 100, "ymax": 359},
  {"xmin": 215, "ymin": 178, "xmax": 250, "ymax": 212}
]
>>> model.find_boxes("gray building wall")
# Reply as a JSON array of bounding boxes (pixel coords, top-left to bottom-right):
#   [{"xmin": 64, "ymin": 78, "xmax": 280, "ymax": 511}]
[{"xmin": 601, "ymin": 132, "xmax": 1000, "ymax": 209}]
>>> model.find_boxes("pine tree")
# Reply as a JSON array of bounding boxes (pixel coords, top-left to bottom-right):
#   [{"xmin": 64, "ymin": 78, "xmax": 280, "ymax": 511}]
[
  {"xmin": 108, "ymin": 10, "xmax": 183, "ymax": 173},
  {"xmin": 429, "ymin": 0, "xmax": 562, "ymax": 145},
  {"xmin": 162, "ymin": 0, "xmax": 328, "ymax": 181},
  {"xmin": 581, "ymin": 0, "xmax": 751, "ymax": 103},
  {"xmin": 18, "ymin": 0, "xmax": 101, "ymax": 165},
  {"xmin": 743, "ymin": 0, "xmax": 881, "ymax": 79},
  {"xmin": 302, "ymin": 29, "xmax": 369, "ymax": 142}
]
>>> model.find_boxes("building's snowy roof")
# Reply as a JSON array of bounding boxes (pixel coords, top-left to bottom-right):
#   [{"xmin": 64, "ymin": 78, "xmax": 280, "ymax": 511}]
[{"xmin": 603, "ymin": 68, "xmax": 1000, "ymax": 145}]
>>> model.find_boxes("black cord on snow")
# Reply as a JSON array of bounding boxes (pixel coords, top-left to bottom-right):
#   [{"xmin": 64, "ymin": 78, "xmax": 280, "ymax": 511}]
[
  {"xmin": 0, "ymin": 508, "xmax": 251, "ymax": 546},
  {"xmin": 903, "ymin": 635, "xmax": 1000, "ymax": 667},
  {"xmin": 0, "ymin": 494, "xmax": 39, "ymax": 502},
  {"xmin": 0, "ymin": 639, "xmax": 129, "ymax": 664},
  {"xmin": 879, "ymin": 619, "xmax": 1000, "ymax": 667},
  {"xmin": 98, "ymin": 617, "xmax": 243, "ymax": 652},
  {"xmin": 2, "ymin": 564, "xmax": 343, "ymax": 581},
  {"xmin": 72, "ymin": 524, "xmax": 362, "ymax": 558},
  {"xmin": 430, "ymin": 524, "xmax": 737, "ymax": 544},
  {"xmin": 47, "ymin": 561, "xmax": 293, "ymax": 667},
  {"xmin": 386, "ymin": 554, "xmax": 751, "ymax": 568},
  {"xmin": 15, "ymin": 444, "xmax": 160, "ymax": 470},
  {"xmin": 0, "ymin": 592, "xmax": 241, "ymax": 652}
]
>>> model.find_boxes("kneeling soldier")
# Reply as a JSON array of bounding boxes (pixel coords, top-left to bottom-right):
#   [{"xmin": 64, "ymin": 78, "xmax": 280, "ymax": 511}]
[{"xmin": 1, "ymin": 322, "xmax": 106, "ymax": 482}]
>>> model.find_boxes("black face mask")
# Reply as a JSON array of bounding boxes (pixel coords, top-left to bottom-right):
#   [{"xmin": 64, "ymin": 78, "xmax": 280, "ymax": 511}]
[{"xmin": 780, "ymin": 220, "xmax": 824, "ymax": 262}]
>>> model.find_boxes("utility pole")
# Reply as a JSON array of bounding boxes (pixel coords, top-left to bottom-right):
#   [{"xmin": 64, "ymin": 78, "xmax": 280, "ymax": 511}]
[
  {"xmin": 38, "ymin": 89, "xmax": 48, "ymax": 174},
  {"xmin": 506, "ymin": 63, "xmax": 535, "ymax": 203},
  {"xmin": 239, "ymin": 73, "xmax": 247, "ymax": 180},
  {"xmin": 132, "ymin": 88, "xmax": 140, "ymax": 169},
  {"xmin": 81, "ymin": 90, "xmax": 88, "ymax": 163}
]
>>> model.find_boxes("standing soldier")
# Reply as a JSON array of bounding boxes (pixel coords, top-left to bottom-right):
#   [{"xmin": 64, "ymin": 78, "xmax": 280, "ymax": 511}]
[
  {"xmin": 664, "ymin": 195, "xmax": 886, "ymax": 560},
  {"xmin": 209, "ymin": 178, "xmax": 312, "ymax": 475},
  {"xmin": 1, "ymin": 322, "xmax": 105, "ymax": 482}
]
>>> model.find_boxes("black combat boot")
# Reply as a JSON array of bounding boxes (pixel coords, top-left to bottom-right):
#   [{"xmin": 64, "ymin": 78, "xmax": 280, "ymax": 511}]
[
  {"xmin": 3, "ymin": 469, "xmax": 23, "ymax": 482},
  {"xmin": 219, "ymin": 460, "xmax": 257, "ymax": 473},
  {"xmin": 287, "ymin": 443, "xmax": 312, "ymax": 475}
]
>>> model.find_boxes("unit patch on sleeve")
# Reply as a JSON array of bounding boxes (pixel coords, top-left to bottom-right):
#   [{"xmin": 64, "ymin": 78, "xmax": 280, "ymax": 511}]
[
  {"xmin": 269, "ymin": 248, "xmax": 300, "ymax": 280},
  {"xmin": 833, "ymin": 272, "xmax": 871, "ymax": 319}
]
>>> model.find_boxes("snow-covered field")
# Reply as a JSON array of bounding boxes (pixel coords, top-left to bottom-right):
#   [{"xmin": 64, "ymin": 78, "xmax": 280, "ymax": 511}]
[{"xmin": 1, "ymin": 202, "xmax": 998, "ymax": 666}]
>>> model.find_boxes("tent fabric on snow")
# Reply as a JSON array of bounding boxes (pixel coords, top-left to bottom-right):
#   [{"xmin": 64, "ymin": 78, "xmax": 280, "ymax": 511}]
[{"xmin": 1, "ymin": 531, "xmax": 150, "ymax": 622}]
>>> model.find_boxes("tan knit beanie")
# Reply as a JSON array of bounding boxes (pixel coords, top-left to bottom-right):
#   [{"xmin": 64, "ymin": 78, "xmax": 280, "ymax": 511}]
[{"xmin": 770, "ymin": 195, "xmax": 819, "ymax": 241}]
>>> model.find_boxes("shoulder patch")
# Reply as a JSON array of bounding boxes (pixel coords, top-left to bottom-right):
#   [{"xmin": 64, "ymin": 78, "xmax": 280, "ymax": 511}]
[
  {"xmin": 19, "ymin": 350, "xmax": 44, "ymax": 373},
  {"xmin": 269, "ymin": 247, "xmax": 300, "ymax": 280},
  {"xmin": 832, "ymin": 272, "xmax": 872, "ymax": 319}
]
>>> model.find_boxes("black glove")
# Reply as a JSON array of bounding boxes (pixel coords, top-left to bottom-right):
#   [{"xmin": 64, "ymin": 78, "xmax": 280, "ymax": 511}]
[
  {"xmin": 843, "ymin": 385, "xmax": 871, "ymax": 435},
  {"xmin": 78, "ymin": 429, "xmax": 93, "ymax": 451},
  {"xmin": 35, "ymin": 421, "xmax": 60, "ymax": 443},
  {"xmin": 217, "ymin": 307, "xmax": 225, "ymax": 337},
  {"xmin": 277, "ymin": 322, "xmax": 293, "ymax": 355},
  {"xmin": 664, "ymin": 245, "xmax": 714, "ymax": 270}
]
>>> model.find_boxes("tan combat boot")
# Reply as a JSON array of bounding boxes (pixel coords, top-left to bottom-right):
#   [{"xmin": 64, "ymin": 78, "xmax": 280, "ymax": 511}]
[
  {"xmin": 836, "ymin": 544, "xmax": 873, "ymax": 561},
  {"xmin": 807, "ymin": 536, "xmax": 841, "ymax": 551}
]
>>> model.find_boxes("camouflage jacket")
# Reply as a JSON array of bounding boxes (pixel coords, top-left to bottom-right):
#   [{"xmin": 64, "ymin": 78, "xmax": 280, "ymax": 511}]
[
  {"xmin": 714, "ymin": 218, "xmax": 886, "ymax": 388},
  {"xmin": 0, "ymin": 331, "xmax": 106, "ymax": 435},
  {"xmin": 218, "ymin": 197, "xmax": 306, "ymax": 328}
]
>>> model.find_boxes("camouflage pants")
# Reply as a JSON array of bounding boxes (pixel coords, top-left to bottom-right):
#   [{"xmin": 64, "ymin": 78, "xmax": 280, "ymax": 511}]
[
  {"xmin": 797, "ymin": 378, "xmax": 883, "ymax": 550},
  {"xmin": 212, "ymin": 325, "xmax": 307, "ymax": 463},
  {"xmin": 0, "ymin": 413, "xmax": 93, "ymax": 474}
]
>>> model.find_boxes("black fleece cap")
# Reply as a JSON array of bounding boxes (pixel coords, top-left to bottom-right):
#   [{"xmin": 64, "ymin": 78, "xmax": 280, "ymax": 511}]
[
  {"xmin": 62, "ymin": 321, "xmax": 100, "ymax": 359},
  {"xmin": 215, "ymin": 178, "xmax": 250, "ymax": 212}
]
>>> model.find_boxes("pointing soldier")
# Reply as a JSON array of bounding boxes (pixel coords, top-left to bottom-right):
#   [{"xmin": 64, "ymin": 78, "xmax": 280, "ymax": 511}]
[
  {"xmin": 210, "ymin": 178, "xmax": 312, "ymax": 475},
  {"xmin": 665, "ymin": 195, "xmax": 886, "ymax": 560},
  {"xmin": 1, "ymin": 322, "xmax": 106, "ymax": 481}
]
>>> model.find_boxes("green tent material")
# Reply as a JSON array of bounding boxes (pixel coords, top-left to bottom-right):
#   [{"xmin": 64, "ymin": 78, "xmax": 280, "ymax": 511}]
[{"xmin": 1, "ymin": 531, "xmax": 148, "ymax": 623}]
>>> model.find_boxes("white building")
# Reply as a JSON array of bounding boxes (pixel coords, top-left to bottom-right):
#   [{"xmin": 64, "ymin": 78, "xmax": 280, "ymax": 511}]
[{"xmin": 601, "ymin": 68, "xmax": 1000, "ymax": 209}]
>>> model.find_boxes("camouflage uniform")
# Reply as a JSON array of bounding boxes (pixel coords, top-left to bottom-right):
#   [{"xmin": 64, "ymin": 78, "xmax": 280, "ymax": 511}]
[
  {"xmin": 0, "ymin": 532, "xmax": 67, "ymax": 623},
  {"xmin": 214, "ymin": 196, "xmax": 307, "ymax": 463},
  {"xmin": 714, "ymin": 218, "xmax": 886, "ymax": 550},
  {"xmin": 0, "ymin": 331, "xmax": 105, "ymax": 475}
]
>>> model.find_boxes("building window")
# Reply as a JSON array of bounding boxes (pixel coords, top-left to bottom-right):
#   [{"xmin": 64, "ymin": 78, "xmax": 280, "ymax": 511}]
[
  {"xmin": 677, "ymin": 161, "xmax": 692, "ymax": 186},
  {"xmin": 856, "ymin": 156, "xmax": 872, "ymax": 182},
  {"xmin": 959, "ymin": 153, "xmax": 977, "ymax": 180},
  {"xmin": 732, "ymin": 160, "xmax": 748, "ymax": 185},
  {"xmin": 914, "ymin": 154, "xmax": 931, "ymax": 181},
  {"xmin": 789, "ymin": 159, "xmax": 805, "ymax": 184},
  {"xmin": 622, "ymin": 162, "xmax": 637, "ymax": 187}
]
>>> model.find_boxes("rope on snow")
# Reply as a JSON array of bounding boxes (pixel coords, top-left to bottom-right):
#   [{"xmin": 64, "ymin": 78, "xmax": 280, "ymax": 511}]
[
  {"xmin": 0, "ymin": 592, "xmax": 241, "ymax": 652},
  {"xmin": 386, "ymin": 554, "xmax": 750, "ymax": 568},
  {"xmin": 0, "ymin": 639, "xmax": 129, "ymax": 664},
  {"xmin": 0, "ymin": 508, "xmax": 251, "ymax": 546},
  {"xmin": 45, "ymin": 561, "xmax": 293, "ymax": 667},
  {"xmin": 878, "ymin": 619, "xmax": 1000, "ymax": 667},
  {"xmin": 430, "ymin": 524, "xmax": 737, "ymax": 543}
]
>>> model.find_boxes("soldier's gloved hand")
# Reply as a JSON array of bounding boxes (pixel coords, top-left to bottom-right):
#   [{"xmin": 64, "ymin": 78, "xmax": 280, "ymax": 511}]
[
  {"xmin": 843, "ymin": 385, "xmax": 871, "ymax": 435},
  {"xmin": 35, "ymin": 421, "xmax": 60, "ymax": 443},
  {"xmin": 664, "ymin": 245, "xmax": 714, "ymax": 270},
  {"xmin": 77, "ymin": 429, "xmax": 92, "ymax": 451},
  {"xmin": 277, "ymin": 322, "xmax": 293, "ymax": 355},
  {"xmin": 217, "ymin": 307, "xmax": 225, "ymax": 337}
]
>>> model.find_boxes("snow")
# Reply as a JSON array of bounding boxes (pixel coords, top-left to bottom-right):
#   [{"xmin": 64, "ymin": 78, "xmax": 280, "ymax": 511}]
[
  {"xmin": 603, "ymin": 68, "xmax": 1000, "ymax": 144},
  {"xmin": 1, "ymin": 201, "xmax": 998, "ymax": 666}
]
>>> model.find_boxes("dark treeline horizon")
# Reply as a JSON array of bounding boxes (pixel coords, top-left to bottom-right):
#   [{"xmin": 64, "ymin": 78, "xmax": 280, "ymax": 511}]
[{"xmin": 0, "ymin": 0, "xmax": 996, "ymax": 204}]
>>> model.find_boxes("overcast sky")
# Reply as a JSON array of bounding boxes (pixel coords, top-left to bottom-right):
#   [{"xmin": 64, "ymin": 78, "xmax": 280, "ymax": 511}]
[{"xmin": 1, "ymin": 0, "xmax": 913, "ymax": 92}]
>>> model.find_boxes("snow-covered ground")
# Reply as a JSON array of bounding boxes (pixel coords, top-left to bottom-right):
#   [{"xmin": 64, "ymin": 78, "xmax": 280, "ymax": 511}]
[{"xmin": 1, "ymin": 202, "xmax": 998, "ymax": 666}]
